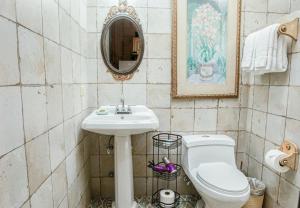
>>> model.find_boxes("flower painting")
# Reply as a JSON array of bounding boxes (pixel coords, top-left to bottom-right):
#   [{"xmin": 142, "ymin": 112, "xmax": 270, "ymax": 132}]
[
  {"xmin": 172, "ymin": 0, "xmax": 240, "ymax": 98},
  {"xmin": 187, "ymin": 0, "xmax": 227, "ymax": 84}
]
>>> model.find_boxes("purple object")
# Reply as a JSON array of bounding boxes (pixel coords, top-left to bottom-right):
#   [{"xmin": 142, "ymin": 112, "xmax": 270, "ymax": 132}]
[
  {"xmin": 163, "ymin": 157, "xmax": 177, "ymax": 174},
  {"xmin": 152, "ymin": 164, "xmax": 167, "ymax": 172}
]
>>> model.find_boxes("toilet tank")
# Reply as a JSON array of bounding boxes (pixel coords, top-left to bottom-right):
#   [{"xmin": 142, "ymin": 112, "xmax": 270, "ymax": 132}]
[{"xmin": 181, "ymin": 135, "xmax": 237, "ymax": 171}]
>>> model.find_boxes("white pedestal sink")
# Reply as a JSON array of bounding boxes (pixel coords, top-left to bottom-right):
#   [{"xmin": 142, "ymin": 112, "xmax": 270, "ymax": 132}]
[{"xmin": 82, "ymin": 105, "xmax": 159, "ymax": 208}]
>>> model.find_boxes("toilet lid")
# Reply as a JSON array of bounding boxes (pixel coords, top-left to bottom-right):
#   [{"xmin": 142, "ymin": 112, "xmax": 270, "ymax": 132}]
[{"xmin": 196, "ymin": 162, "xmax": 249, "ymax": 195}]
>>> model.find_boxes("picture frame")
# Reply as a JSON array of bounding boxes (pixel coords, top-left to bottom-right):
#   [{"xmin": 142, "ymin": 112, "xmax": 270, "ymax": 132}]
[{"xmin": 172, "ymin": 0, "xmax": 241, "ymax": 98}]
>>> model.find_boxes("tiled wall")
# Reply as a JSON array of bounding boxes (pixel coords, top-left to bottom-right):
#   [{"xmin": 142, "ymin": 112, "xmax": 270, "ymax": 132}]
[
  {"xmin": 237, "ymin": 1, "xmax": 300, "ymax": 208},
  {"xmin": 0, "ymin": 0, "xmax": 94, "ymax": 207},
  {"xmin": 87, "ymin": 0, "xmax": 247, "ymax": 200}
]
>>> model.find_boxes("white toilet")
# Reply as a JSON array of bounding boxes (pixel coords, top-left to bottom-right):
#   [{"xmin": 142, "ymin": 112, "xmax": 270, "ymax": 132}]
[{"xmin": 181, "ymin": 135, "xmax": 250, "ymax": 208}]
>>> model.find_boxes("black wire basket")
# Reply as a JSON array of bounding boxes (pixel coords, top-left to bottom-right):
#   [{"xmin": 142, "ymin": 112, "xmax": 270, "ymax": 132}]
[
  {"xmin": 152, "ymin": 133, "xmax": 182, "ymax": 150},
  {"xmin": 151, "ymin": 162, "xmax": 182, "ymax": 181},
  {"xmin": 152, "ymin": 189, "xmax": 181, "ymax": 208}
]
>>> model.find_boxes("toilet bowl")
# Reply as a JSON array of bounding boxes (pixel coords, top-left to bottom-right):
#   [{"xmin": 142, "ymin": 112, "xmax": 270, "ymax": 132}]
[{"xmin": 181, "ymin": 135, "xmax": 250, "ymax": 208}]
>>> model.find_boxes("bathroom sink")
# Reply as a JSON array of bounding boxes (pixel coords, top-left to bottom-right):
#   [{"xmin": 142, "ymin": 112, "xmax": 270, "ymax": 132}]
[
  {"xmin": 82, "ymin": 105, "xmax": 159, "ymax": 208},
  {"xmin": 81, "ymin": 105, "xmax": 159, "ymax": 136}
]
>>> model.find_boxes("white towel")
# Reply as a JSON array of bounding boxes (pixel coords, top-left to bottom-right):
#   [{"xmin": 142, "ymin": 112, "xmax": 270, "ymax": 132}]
[
  {"xmin": 241, "ymin": 23, "xmax": 290, "ymax": 75},
  {"xmin": 241, "ymin": 33, "xmax": 256, "ymax": 71}
]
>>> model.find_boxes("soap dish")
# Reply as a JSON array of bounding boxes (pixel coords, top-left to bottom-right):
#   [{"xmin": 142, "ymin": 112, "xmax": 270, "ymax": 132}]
[{"xmin": 150, "ymin": 162, "xmax": 182, "ymax": 181}]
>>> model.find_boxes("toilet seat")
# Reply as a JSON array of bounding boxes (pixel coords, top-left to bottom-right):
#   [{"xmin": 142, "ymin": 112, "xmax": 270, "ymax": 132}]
[{"xmin": 196, "ymin": 162, "xmax": 249, "ymax": 196}]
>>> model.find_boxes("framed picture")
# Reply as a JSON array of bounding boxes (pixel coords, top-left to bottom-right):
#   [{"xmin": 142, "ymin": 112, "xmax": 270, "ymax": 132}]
[{"xmin": 172, "ymin": 0, "xmax": 241, "ymax": 98}]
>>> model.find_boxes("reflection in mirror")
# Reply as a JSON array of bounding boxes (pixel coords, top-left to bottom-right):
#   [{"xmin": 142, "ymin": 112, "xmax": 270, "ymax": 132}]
[{"xmin": 108, "ymin": 19, "xmax": 141, "ymax": 72}]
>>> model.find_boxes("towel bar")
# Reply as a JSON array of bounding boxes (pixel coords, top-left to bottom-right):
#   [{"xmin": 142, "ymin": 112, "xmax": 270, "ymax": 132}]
[{"xmin": 278, "ymin": 18, "xmax": 299, "ymax": 41}]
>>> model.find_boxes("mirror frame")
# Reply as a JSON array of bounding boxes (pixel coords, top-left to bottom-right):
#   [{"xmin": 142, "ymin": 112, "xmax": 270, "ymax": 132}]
[{"xmin": 100, "ymin": 1, "xmax": 145, "ymax": 81}]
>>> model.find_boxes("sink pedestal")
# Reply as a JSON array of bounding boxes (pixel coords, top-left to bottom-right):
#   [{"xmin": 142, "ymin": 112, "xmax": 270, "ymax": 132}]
[{"xmin": 113, "ymin": 135, "xmax": 137, "ymax": 208}]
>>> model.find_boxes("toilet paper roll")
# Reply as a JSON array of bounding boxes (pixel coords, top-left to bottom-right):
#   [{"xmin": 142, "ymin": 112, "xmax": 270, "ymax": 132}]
[
  {"xmin": 265, "ymin": 149, "xmax": 290, "ymax": 173},
  {"xmin": 159, "ymin": 189, "xmax": 175, "ymax": 208}
]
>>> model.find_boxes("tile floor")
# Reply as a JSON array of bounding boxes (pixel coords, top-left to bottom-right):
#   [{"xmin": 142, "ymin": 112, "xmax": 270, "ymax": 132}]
[{"xmin": 89, "ymin": 195, "xmax": 200, "ymax": 208}]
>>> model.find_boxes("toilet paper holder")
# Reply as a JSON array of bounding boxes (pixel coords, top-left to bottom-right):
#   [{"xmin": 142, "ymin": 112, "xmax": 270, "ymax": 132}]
[{"xmin": 279, "ymin": 140, "xmax": 298, "ymax": 170}]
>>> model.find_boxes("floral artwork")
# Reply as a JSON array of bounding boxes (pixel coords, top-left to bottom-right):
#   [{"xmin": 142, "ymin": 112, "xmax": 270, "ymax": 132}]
[{"xmin": 187, "ymin": 0, "xmax": 227, "ymax": 84}]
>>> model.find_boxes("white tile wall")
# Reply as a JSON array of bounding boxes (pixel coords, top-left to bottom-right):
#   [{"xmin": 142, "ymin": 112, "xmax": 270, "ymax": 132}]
[
  {"xmin": 0, "ymin": 17, "xmax": 19, "ymax": 86},
  {"xmin": 0, "ymin": 0, "xmax": 91, "ymax": 206}
]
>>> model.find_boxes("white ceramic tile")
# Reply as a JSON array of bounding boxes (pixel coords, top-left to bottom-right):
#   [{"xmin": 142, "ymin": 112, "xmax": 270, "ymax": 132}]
[
  {"xmin": 237, "ymin": 132, "xmax": 250, "ymax": 153},
  {"xmin": 96, "ymin": 7, "xmax": 110, "ymax": 32},
  {"xmin": 291, "ymin": 0, "xmax": 300, "ymax": 12},
  {"xmin": 26, "ymin": 133, "xmax": 51, "ymax": 194},
  {"xmin": 243, "ymin": 0, "xmax": 268, "ymax": 12},
  {"xmin": 123, "ymin": 84, "xmax": 147, "ymax": 105},
  {"xmin": 0, "ymin": 17, "xmax": 19, "ymax": 86},
  {"xmin": 0, "ymin": 147, "xmax": 29, "ymax": 208},
  {"xmin": 16, "ymin": 0, "xmax": 42, "ymax": 33},
  {"xmin": 0, "ymin": 87, "xmax": 24, "ymax": 157},
  {"xmin": 46, "ymin": 85, "xmax": 63, "ymax": 128},
  {"xmin": 86, "ymin": 59, "xmax": 98, "ymax": 83},
  {"xmin": 70, "ymin": 19, "xmax": 80, "ymax": 53},
  {"xmin": 72, "ymin": 53, "xmax": 81, "ymax": 83},
  {"xmin": 59, "ymin": 8, "xmax": 71, "ymax": 48},
  {"xmin": 62, "ymin": 84, "xmax": 74, "ymax": 120},
  {"xmin": 63, "ymin": 118, "xmax": 76, "ymax": 155},
  {"xmin": 0, "ymin": 0, "xmax": 16, "ymax": 20},
  {"xmin": 147, "ymin": 84, "xmax": 170, "ymax": 108},
  {"xmin": 148, "ymin": 0, "xmax": 171, "ymax": 8},
  {"xmin": 268, "ymin": 0, "xmax": 290, "ymax": 13},
  {"xmin": 87, "ymin": 7, "xmax": 97, "ymax": 32},
  {"xmin": 194, "ymin": 109, "xmax": 217, "ymax": 132},
  {"xmin": 262, "ymin": 167, "xmax": 280, "ymax": 200},
  {"xmin": 147, "ymin": 59, "xmax": 171, "ymax": 84},
  {"xmin": 87, "ymin": 33, "xmax": 98, "ymax": 58},
  {"xmin": 18, "ymin": 27, "xmax": 45, "ymax": 84},
  {"xmin": 98, "ymin": 84, "xmax": 122, "ymax": 106},
  {"xmin": 22, "ymin": 86, "xmax": 48, "ymax": 141},
  {"xmin": 61, "ymin": 47, "xmax": 73, "ymax": 83},
  {"xmin": 290, "ymin": 53, "xmax": 300, "ymax": 86},
  {"xmin": 30, "ymin": 176, "xmax": 53, "ymax": 208},
  {"xmin": 171, "ymin": 109, "xmax": 194, "ymax": 132},
  {"xmin": 58, "ymin": 197, "xmax": 68, "ymax": 208},
  {"xmin": 249, "ymin": 134, "xmax": 264, "ymax": 163},
  {"xmin": 217, "ymin": 108, "xmax": 240, "ymax": 131},
  {"xmin": 52, "ymin": 162, "xmax": 68, "ymax": 208},
  {"xmin": 148, "ymin": 8, "xmax": 171, "ymax": 33},
  {"xmin": 285, "ymin": 118, "xmax": 300, "ymax": 149},
  {"xmin": 278, "ymin": 178, "xmax": 300, "ymax": 208},
  {"xmin": 268, "ymin": 86, "xmax": 288, "ymax": 116},
  {"xmin": 42, "ymin": 0, "xmax": 60, "ymax": 42},
  {"xmin": 148, "ymin": 34, "xmax": 171, "ymax": 58},
  {"xmin": 49, "ymin": 124, "xmax": 65, "ymax": 171},
  {"xmin": 287, "ymin": 87, "xmax": 300, "ymax": 121},
  {"xmin": 244, "ymin": 12, "xmax": 267, "ymax": 35},
  {"xmin": 248, "ymin": 157, "xmax": 263, "ymax": 179},
  {"xmin": 98, "ymin": 59, "xmax": 118, "ymax": 83},
  {"xmin": 79, "ymin": 0, "xmax": 87, "ymax": 29},
  {"xmin": 44, "ymin": 39, "xmax": 61, "ymax": 84},
  {"xmin": 253, "ymin": 86, "xmax": 269, "ymax": 112},
  {"xmin": 219, "ymin": 98, "xmax": 240, "ymax": 108},
  {"xmin": 73, "ymin": 84, "xmax": 82, "ymax": 114},
  {"xmin": 266, "ymin": 114, "xmax": 285, "ymax": 145},
  {"xmin": 82, "ymin": 84, "xmax": 98, "ymax": 108},
  {"xmin": 59, "ymin": 0, "xmax": 70, "ymax": 13},
  {"xmin": 152, "ymin": 109, "xmax": 170, "ymax": 131},
  {"xmin": 70, "ymin": 0, "xmax": 80, "ymax": 22},
  {"xmin": 127, "ymin": 0, "xmax": 147, "ymax": 7},
  {"xmin": 251, "ymin": 110, "xmax": 267, "ymax": 138},
  {"xmin": 97, "ymin": 0, "xmax": 118, "ymax": 7},
  {"xmin": 195, "ymin": 99, "xmax": 218, "ymax": 108}
]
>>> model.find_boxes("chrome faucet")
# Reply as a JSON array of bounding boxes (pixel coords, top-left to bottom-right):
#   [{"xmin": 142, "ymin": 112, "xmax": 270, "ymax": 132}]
[{"xmin": 116, "ymin": 92, "xmax": 131, "ymax": 114}]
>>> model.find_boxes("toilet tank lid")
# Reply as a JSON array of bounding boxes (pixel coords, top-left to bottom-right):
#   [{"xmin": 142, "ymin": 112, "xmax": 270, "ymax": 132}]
[{"xmin": 182, "ymin": 135, "xmax": 235, "ymax": 148}]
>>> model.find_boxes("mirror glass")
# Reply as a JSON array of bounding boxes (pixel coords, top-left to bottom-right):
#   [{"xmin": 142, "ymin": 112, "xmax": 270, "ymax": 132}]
[{"xmin": 101, "ymin": 17, "xmax": 144, "ymax": 75}]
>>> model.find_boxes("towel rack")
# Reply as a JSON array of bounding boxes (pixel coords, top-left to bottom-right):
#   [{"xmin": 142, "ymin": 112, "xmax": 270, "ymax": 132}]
[{"xmin": 278, "ymin": 18, "xmax": 299, "ymax": 41}]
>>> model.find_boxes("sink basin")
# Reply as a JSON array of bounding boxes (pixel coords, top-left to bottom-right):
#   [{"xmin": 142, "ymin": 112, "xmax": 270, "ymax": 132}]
[
  {"xmin": 81, "ymin": 105, "xmax": 159, "ymax": 136},
  {"xmin": 82, "ymin": 105, "xmax": 159, "ymax": 208}
]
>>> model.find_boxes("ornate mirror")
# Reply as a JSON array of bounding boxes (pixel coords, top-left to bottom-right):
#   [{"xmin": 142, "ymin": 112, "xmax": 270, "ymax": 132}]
[{"xmin": 101, "ymin": 0, "xmax": 144, "ymax": 80}]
